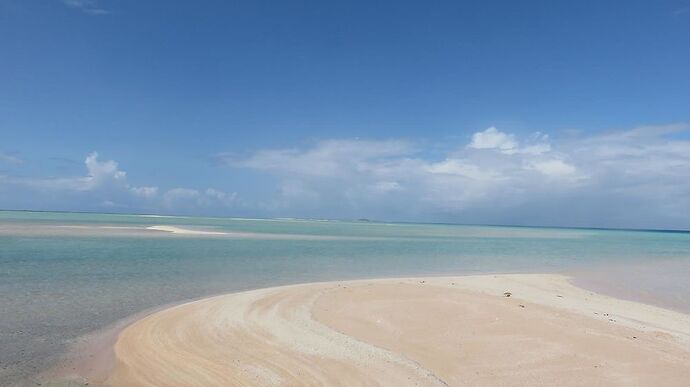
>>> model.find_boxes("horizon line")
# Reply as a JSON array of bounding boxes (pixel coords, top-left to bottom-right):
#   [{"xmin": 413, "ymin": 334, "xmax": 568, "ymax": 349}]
[{"xmin": 1, "ymin": 208, "xmax": 689, "ymax": 234}]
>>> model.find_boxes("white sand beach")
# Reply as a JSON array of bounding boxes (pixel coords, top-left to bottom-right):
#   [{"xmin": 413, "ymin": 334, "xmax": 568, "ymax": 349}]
[{"xmin": 62, "ymin": 274, "xmax": 690, "ymax": 386}]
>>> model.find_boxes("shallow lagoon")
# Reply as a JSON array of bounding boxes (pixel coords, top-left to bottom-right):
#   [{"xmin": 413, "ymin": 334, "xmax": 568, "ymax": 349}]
[{"xmin": 1, "ymin": 210, "xmax": 690, "ymax": 385}]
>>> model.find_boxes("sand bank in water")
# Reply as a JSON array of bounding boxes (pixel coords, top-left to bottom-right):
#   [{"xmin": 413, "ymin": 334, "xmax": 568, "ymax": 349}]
[
  {"xmin": 145, "ymin": 225, "xmax": 229, "ymax": 235},
  {"xmin": 88, "ymin": 274, "xmax": 690, "ymax": 386},
  {"xmin": 0, "ymin": 224, "xmax": 348, "ymax": 239},
  {"xmin": 145, "ymin": 225, "xmax": 383, "ymax": 240}
]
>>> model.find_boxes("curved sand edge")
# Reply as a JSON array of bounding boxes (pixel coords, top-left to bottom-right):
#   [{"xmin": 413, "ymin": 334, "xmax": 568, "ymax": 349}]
[{"xmin": 91, "ymin": 274, "xmax": 690, "ymax": 386}]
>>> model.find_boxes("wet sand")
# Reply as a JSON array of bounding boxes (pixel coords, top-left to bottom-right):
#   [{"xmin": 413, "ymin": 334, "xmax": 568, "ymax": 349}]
[{"xmin": 58, "ymin": 274, "xmax": 690, "ymax": 386}]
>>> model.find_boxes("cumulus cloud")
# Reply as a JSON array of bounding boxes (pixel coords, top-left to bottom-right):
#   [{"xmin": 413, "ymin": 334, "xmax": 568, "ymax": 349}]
[
  {"xmin": 0, "ymin": 152, "xmax": 162, "ymax": 211},
  {"xmin": 468, "ymin": 126, "xmax": 518, "ymax": 152},
  {"xmin": 468, "ymin": 127, "xmax": 551, "ymax": 155},
  {"xmin": 0, "ymin": 152, "xmax": 241, "ymax": 214},
  {"xmin": 6, "ymin": 152, "xmax": 156, "ymax": 195},
  {"xmin": 224, "ymin": 123, "xmax": 690, "ymax": 228},
  {"xmin": 222, "ymin": 129, "xmax": 583, "ymax": 215},
  {"xmin": 82, "ymin": 152, "xmax": 127, "ymax": 189},
  {"xmin": 3, "ymin": 123, "xmax": 690, "ymax": 228}
]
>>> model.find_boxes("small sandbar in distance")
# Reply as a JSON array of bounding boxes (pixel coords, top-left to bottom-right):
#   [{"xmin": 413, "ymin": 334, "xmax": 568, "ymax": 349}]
[
  {"xmin": 145, "ymin": 225, "xmax": 229, "ymax": 235},
  {"xmin": 0, "ymin": 223, "xmax": 372, "ymax": 240},
  {"xmin": 144, "ymin": 225, "xmax": 372, "ymax": 240}
]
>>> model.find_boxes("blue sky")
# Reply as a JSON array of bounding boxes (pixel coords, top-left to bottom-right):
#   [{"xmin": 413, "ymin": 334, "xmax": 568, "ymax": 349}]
[{"xmin": 1, "ymin": 0, "xmax": 690, "ymax": 228}]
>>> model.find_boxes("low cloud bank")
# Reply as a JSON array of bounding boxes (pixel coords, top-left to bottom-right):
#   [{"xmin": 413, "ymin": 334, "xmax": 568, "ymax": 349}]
[
  {"xmin": 223, "ymin": 123, "xmax": 690, "ymax": 228},
  {"xmin": 2, "ymin": 123, "xmax": 690, "ymax": 229}
]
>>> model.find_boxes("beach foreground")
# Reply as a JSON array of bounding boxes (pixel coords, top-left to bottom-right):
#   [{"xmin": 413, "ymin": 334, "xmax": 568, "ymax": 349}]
[{"xmin": 65, "ymin": 274, "xmax": 690, "ymax": 386}]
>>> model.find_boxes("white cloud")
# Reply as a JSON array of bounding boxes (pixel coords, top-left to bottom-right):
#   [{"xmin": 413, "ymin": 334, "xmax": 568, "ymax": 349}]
[
  {"xmin": 163, "ymin": 188, "xmax": 200, "ymax": 204},
  {"xmin": 0, "ymin": 152, "xmax": 159, "ymax": 206},
  {"xmin": 82, "ymin": 152, "xmax": 127, "ymax": 189},
  {"xmin": 468, "ymin": 127, "xmax": 552, "ymax": 155},
  {"xmin": 0, "ymin": 152, "xmax": 244, "ymax": 213},
  {"xmin": 225, "ymin": 123, "xmax": 690, "ymax": 228},
  {"xmin": 427, "ymin": 160, "xmax": 493, "ymax": 180},
  {"xmin": 519, "ymin": 143, "xmax": 551, "ymax": 155},
  {"xmin": 204, "ymin": 188, "xmax": 237, "ymax": 203},
  {"xmin": 225, "ymin": 139, "xmax": 415, "ymax": 177},
  {"xmin": 3, "ymin": 123, "xmax": 690, "ymax": 228},
  {"xmin": 225, "ymin": 129, "xmax": 579, "ymax": 212},
  {"xmin": 2, "ymin": 152, "xmax": 131, "ymax": 191},
  {"xmin": 0, "ymin": 152, "xmax": 23, "ymax": 165},
  {"xmin": 62, "ymin": 0, "xmax": 108, "ymax": 15},
  {"xmin": 528, "ymin": 159, "xmax": 577, "ymax": 177},
  {"xmin": 468, "ymin": 126, "xmax": 518, "ymax": 152},
  {"xmin": 129, "ymin": 186, "xmax": 159, "ymax": 198},
  {"xmin": 163, "ymin": 187, "xmax": 237, "ymax": 209}
]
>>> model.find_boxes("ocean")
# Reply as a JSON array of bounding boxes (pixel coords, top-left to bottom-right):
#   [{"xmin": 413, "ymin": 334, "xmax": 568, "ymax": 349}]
[{"xmin": 1, "ymin": 210, "xmax": 690, "ymax": 385}]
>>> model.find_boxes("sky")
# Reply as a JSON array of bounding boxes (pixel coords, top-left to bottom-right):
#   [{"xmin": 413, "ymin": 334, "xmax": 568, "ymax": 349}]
[{"xmin": 1, "ymin": 0, "xmax": 690, "ymax": 229}]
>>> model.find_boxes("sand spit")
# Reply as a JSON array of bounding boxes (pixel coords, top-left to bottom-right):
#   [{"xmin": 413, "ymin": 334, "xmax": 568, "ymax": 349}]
[
  {"xmin": 145, "ymin": 225, "xmax": 230, "ymax": 235},
  {"xmin": 63, "ymin": 274, "xmax": 690, "ymax": 386},
  {"xmin": 0, "ymin": 223, "xmax": 372, "ymax": 240},
  {"xmin": 144, "ymin": 225, "xmax": 385, "ymax": 240}
]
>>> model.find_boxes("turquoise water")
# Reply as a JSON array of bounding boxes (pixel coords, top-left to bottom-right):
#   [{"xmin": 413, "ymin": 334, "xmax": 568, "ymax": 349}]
[{"xmin": 1, "ymin": 210, "xmax": 690, "ymax": 385}]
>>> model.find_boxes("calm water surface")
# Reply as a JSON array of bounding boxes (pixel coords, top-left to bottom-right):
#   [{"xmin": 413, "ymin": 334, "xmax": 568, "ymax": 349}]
[{"xmin": 1, "ymin": 210, "xmax": 690, "ymax": 385}]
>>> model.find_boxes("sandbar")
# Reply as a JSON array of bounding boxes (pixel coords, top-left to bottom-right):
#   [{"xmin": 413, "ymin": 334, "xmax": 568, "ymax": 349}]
[{"xmin": 68, "ymin": 274, "xmax": 690, "ymax": 386}]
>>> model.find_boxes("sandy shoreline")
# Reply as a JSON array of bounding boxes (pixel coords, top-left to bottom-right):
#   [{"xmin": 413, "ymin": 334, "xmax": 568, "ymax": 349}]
[{"xmin": 45, "ymin": 273, "xmax": 690, "ymax": 386}]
